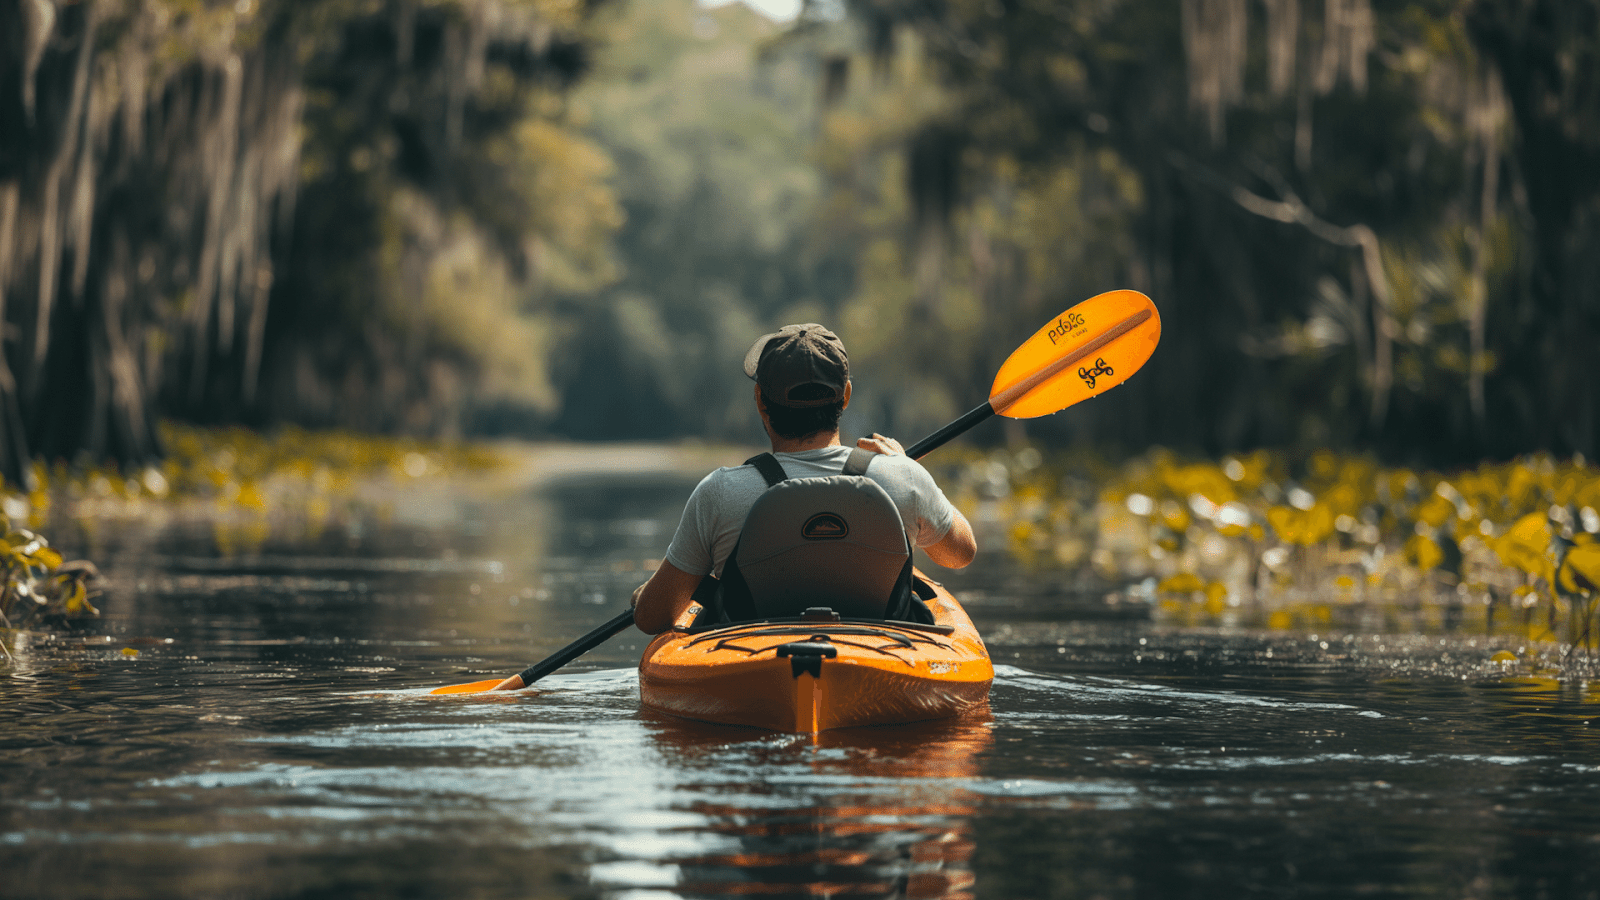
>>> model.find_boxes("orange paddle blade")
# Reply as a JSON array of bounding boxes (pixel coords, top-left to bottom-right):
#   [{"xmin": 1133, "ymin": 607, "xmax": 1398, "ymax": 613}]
[
  {"xmin": 429, "ymin": 678, "xmax": 505, "ymax": 695},
  {"xmin": 989, "ymin": 290, "xmax": 1161, "ymax": 419}
]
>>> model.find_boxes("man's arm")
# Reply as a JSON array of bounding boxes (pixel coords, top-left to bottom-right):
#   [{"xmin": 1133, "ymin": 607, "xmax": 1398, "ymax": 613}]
[
  {"xmin": 856, "ymin": 433, "xmax": 978, "ymax": 569},
  {"xmin": 922, "ymin": 509, "xmax": 977, "ymax": 568},
  {"xmin": 631, "ymin": 558, "xmax": 704, "ymax": 634}
]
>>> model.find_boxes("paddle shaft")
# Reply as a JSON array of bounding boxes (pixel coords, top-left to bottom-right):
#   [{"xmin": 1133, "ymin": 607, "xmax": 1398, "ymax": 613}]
[
  {"xmin": 510, "ymin": 607, "xmax": 637, "ymax": 688},
  {"xmin": 906, "ymin": 403, "xmax": 994, "ymax": 460},
  {"xmin": 906, "ymin": 308, "xmax": 1153, "ymax": 460}
]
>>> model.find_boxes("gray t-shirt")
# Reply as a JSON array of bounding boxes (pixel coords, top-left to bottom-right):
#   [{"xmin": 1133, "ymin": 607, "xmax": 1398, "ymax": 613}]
[{"xmin": 664, "ymin": 446, "xmax": 959, "ymax": 578}]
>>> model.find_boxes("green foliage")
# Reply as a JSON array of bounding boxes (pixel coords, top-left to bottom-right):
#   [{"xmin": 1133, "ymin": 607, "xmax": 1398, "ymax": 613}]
[
  {"xmin": 804, "ymin": 0, "xmax": 1597, "ymax": 462},
  {"xmin": 549, "ymin": 0, "xmax": 844, "ymax": 439},
  {"xmin": 265, "ymin": 0, "xmax": 623, "ymax": 433},
  {"xmin": 7, "ymin": 0, "xmax": 1597, "ymax": 477},
  {"xmin": 0, "ymin": 0, "xmax": 624, "ymax": 480}
]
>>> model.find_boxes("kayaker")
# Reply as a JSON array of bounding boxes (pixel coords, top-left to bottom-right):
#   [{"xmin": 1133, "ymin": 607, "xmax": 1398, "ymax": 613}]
[{"xmin": 630, "ymin": 324, "xmax": 977, "ymax": 634}]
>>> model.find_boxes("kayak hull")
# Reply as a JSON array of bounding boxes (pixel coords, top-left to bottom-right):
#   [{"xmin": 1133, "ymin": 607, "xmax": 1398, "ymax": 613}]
[{"xmin": 638, "ymin": 573, "xmax": 993, "ymax": 733}]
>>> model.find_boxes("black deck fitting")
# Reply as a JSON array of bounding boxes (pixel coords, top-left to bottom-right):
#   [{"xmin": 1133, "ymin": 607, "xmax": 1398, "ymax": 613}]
[{"xmin": 775, "ymin": 639, "xmax": 837, "ymax": 678}]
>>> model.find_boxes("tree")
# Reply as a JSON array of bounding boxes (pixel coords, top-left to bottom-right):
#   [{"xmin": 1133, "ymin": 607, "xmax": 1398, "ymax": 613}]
[
  {"xmin": 0, "ymin": 0, "xmax": 619, "ymax": 486},
  {"xmin": 803, "ymin": 0, "xmax": 1595, "ymax": 463},
  {"xmin": 548, "ymin": 0, "xmax": 847, "ymax": 441}
]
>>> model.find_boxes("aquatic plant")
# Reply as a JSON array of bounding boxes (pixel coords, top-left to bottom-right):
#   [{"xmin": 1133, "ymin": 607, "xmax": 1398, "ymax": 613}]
[
  {"xmin": 942, "ymin": 447, "xmax": 1600, "ymax": 649},
  {"xmin": 0, "ymin": 513, "xmax": 100, "ymax": 650},
  {"xmin": 0, "ymin": 421, "xmax": 510, "ymax": 566}
]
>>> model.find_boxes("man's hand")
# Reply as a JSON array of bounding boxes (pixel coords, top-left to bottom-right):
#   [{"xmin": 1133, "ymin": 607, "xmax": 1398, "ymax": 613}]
[
  {"xmin": 857, "ymin": 433, "xmax": 906, "ymax": 456},
  {"xmin": 856, "ymin": 432, "xmax": 977, "ymax": 569}
]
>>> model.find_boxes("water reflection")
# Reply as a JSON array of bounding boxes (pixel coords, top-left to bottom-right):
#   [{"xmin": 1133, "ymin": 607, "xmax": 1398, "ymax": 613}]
[{"xmin": 617, "ymin": 717, "xmax": 992, "ymax": 900}]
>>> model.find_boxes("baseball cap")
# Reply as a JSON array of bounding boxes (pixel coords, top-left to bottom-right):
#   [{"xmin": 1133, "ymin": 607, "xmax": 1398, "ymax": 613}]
[{"xmin": 743, "ymin": 324, "xmax": 850, "ymax": 408}]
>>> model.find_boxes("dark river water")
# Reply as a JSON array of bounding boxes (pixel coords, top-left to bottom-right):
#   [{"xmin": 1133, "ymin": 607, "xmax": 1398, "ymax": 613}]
[{"xmin": 4, "ymin": 470, "xmax": 1599, "ymax": 899}]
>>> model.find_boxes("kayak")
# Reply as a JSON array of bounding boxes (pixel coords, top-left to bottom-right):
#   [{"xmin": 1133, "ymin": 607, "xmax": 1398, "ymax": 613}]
[{"xmin": 638, "ymin": 572, "xmax": 993, "ymax": 733}]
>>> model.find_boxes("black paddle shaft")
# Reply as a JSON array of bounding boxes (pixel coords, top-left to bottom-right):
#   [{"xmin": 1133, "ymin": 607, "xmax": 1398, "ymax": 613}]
[
  {"xmin": 906, "ymin": 402, "xmax": 996, "ymax": 460},
  {"xmin": 514, "ymin": 607, "xmax": 637, "ymax": 686}
]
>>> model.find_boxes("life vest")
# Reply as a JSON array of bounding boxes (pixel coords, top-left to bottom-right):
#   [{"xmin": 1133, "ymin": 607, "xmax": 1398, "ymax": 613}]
[{"xmin": 709, "ymin": 448, "xmax": 930, "ymax": 624}]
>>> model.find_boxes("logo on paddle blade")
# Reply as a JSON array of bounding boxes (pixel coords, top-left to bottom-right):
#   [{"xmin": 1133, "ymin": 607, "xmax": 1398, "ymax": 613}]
[
  {"xmin": 1078, "ymin": 357, "xmax": 1114, "ymax": 389},
  {"xmin": 1047, "ymin": 311, "xmax": 1087, "ymax": 345},
  {"xmin": 802, "ymin": 513, "xmax": 849, "ymax": 540}
]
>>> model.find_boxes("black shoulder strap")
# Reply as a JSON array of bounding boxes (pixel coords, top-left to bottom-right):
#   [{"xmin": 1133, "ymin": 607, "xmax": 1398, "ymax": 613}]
[
  {"xmin": 744, "ymin": 452, "xmax": 787, "ymax": 488},
  {"xmin": 715, "ymin": 445, "xmax": 925, "ymax": 626},
  {"xmin": 842, "ymin": 447, "xmax": 875, "ymax": 476}
]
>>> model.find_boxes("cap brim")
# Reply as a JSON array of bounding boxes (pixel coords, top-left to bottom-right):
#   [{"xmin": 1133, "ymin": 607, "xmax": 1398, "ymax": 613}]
[{"xmin": 743, "ymin": 332, "xmax": 781, "ymax": 380}]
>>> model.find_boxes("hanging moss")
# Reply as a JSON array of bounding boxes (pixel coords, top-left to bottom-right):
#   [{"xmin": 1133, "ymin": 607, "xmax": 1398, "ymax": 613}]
[{"xmin": 0, "ymin": 0, "xmax": 617, "ymax": 482}]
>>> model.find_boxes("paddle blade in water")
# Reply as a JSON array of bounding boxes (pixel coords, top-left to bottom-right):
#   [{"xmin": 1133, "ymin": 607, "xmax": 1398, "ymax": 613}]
[
  {"xmin": 988, "ymin": 290, "xmax": 1161, "ymax": 419},
  {"xmin": 429, "ymin": 678, "xmax": 505, "ymax": 695}
]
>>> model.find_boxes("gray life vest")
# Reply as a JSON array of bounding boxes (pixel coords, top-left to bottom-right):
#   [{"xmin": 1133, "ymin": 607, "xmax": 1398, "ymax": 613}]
[{"xmin": 711, "ymin": 448, "xmax": 923, "ymax": 623}]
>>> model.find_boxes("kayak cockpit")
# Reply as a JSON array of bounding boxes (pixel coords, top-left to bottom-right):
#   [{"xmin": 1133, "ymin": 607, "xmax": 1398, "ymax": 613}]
[{"xmin": 639, "ymin": 576, "xmax": 993, "ymax": 733}]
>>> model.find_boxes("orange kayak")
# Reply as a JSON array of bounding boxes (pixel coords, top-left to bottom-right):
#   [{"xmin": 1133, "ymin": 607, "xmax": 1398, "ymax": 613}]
[{"xmin": 638, "ymin": 572, "xmax": 993, "ymax": 733}]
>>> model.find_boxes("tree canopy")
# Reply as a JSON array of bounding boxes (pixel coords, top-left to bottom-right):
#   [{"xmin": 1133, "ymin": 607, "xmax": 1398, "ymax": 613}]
[
  {"xmin": 3, "ymin": 0, "xmax": 1597, "ymax": 481},
  {"xmin": 792, "ymin": 0, "xmax": 1599, "ymax": 463}
]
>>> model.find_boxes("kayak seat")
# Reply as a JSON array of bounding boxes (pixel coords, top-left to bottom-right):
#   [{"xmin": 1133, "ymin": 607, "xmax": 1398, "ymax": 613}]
[
  {"xmin": 711, "ymin": 449, "xmax": 929, "ymax": 624},
  {"xmin": 735, "ymin": 474, "xmax": 911, "ymax": 619}
]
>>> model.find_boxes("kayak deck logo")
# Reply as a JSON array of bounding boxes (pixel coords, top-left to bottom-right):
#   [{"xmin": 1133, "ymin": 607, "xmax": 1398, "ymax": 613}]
[{"xmin": 802, "ymin": 513, "xmax": 850, "ymax": 540}]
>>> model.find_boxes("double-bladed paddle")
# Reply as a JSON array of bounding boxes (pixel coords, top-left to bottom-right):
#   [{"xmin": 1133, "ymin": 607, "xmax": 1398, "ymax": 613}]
[{"xmin": 430, "ymin": 289, "xmax": 1161, "ymax": 695}]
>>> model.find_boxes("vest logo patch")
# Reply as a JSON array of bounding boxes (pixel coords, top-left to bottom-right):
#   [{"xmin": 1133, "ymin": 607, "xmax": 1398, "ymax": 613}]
[{"xmin": 802, "ymin": 512, "xmax": 849, "ymax": 540}]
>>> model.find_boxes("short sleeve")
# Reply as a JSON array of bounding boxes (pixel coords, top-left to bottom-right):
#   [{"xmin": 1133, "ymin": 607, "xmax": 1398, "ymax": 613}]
[
  {"xmin": 875, "ymin": 455, "xmax": 956, "ymax": 548},
  {"xmin": 663, "ymin": 471, "xmax": 721, "ymax": 577}
]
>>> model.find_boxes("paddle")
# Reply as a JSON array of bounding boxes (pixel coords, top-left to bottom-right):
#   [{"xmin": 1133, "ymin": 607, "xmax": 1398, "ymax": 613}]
[
  {"xmin": 907, "ymin": 288, "xmax": 1161, "ymax": 459},
  {"xmin": 429, "ymin": 289, "xmax": 1160, "ymax": 695},
  {"xmin": 430, "ymin": 607, "xmax": 637, "ymax": 694}
]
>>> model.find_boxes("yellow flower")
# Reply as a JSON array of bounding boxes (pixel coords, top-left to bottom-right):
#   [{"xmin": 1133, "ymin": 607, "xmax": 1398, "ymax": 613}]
[
  {"xmin": 1405, "ymin": 533, "xmax": 1444, "ymax": 571},
  {"xmin": 1157, "ymin": 572, "xmax": 1205, "ymax": 594},
  {"xmin": 1493, "ymin": 512, "xmax": 1552, "ymax": 580},
  {"xmin": 1414, "ymin": 493, "xmax": 1455, "ymax": 528},
  {"xmin": 1267, "ymin": 504, "xmax": 1335, "ymax": 546},
  {"xmin": 1558, "ymin": 543, "xmax": 1600, "ymax": 595}
]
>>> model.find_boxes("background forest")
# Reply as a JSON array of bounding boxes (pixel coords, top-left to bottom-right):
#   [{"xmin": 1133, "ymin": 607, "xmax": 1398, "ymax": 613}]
[{"xmin": 2, "ymin": 0, "xmax": 1598, "ymax": 487}]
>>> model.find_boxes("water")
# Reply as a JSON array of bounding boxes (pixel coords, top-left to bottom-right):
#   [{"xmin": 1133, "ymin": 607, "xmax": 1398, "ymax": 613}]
[{"xmin": 4, "ymin": 469, "xmax": 1599, "ymax": 899}]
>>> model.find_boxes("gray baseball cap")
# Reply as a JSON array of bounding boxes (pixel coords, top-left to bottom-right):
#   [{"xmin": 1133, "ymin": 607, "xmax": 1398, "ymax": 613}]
[{"xmin": 743, "ymin": 324, "xmax": 850, "ymax": 408}]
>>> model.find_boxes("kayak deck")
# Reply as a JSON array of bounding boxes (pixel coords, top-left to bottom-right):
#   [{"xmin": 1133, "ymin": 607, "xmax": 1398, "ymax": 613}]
[{"xmin": 638, "ymin": 574, "xmax": 993, "ymax": 733}]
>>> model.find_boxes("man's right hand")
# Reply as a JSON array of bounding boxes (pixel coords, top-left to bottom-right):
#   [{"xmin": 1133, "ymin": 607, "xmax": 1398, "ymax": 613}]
[
  {"xmin": 857, "ymin": 433, "xmax": 977, "ymax": 569},
  {"xmin": 857, "ymin": 433, "xmax": 906, "ymax": 456}
]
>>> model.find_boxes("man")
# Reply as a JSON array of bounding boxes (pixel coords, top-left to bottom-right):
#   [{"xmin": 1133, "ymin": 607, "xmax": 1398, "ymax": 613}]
[{"xmin": 631, "ymin": 324, "xmax": 977, "ymax": 634}]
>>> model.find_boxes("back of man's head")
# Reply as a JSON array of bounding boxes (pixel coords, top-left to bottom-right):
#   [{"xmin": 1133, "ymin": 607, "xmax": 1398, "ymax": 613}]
[
  {"xmin": 745, "ymin": 324, "xmax": 849, "ymax": 439},
  {"xmin": 744, "ymin": 324, "xmax": 849, "ymax": 407}
]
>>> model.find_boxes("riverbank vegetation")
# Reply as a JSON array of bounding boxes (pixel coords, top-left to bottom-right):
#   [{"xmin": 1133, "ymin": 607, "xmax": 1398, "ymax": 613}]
[
  {"xmin": 0, "ymin": 515, "xmax": 99, "ymax": 642},
  {"xmin": 937, "ymin": 446, "xmax": 1600, "ymax": 657},
  {"xmin": 0, "ymin": 422, "xmax": 507, "ymax": 643},
  {"xmin": 3, "ymin": 421, "xmax": 506, "ymax": 537},
  {"xmin": 8, "ymin": 419, "xmax": 1598, "ymax": 667}
]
